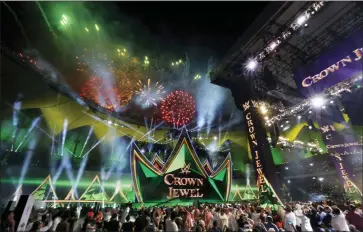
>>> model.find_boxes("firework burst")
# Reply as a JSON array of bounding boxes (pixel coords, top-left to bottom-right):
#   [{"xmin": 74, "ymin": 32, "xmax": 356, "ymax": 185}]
[
  {"xmin": 80, "ymin": 76, "xmax": 121, "ymax": 112},
  {"xmin": 160, "ymin": 90, "xmax": 196, "ymax": 127},
  {"xmin": 135, "ymin": 79, "xmax": 166, "ymax": 107}
]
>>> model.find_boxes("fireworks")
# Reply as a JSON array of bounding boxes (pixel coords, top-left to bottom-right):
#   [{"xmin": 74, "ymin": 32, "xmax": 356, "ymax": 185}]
[
  {"xmin": 80, "ymin": 77, "xmax": 122, "ymax": 112},
  {"xmin": 135, "ymin": 79, "xmax": 166, "ymax": 107},
  {"xmin": 76, "ymin": 49, "xmax": 141, "ymax": 107},
  {"xmin": 160, "ymin": 90, "xmax": 196, "ymax": 127}
]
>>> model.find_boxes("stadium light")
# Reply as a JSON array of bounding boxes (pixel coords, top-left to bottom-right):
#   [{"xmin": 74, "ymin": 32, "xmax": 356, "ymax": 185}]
[
  {"xmin": 311, "ymin": 96, "xmax": 325, "ymax": 108},
  {"xmin": 246, "ymin": 59, "xmax": 258, "ymax": 71}
]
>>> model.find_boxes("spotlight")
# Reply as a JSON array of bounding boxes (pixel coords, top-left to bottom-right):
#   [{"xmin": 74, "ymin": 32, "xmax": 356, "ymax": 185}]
[
  {"xmin": 285, "ymin": 167, "xmax": 289, "ymax": 170},
  {"xmin": 141, "ymin": 149, "xmax": 145, "ymax": 153},
  {"xmin": 267, "ymin": 123, "xmax": 271, "ymax": 127},
  {"xmin": 304, "ymin": 23, "xmax": 308, "ymax": 27},
  {"xmin": 310, "ymin": 163, "xmax": 313, "ymax": 166},
  {"xmin": 246, "ymin": 59, "xmax": 258, "ymax": 71},
  {"xmin": 330, "ymin": 100, "xmax": 334, "ymax": 104},
  {"xmin": 287, "ymin": 180, "xmax": 291, "ymax": 183},
  {"xmin": 311, "ymin": 96, "xmax": 325, "ymax": 108},
  {"xmin": 309, "ymin": 110, "xmax": 312, "ymax": 114},
  {"xmin": 309, "ymin": 126, "xmax": 312, "ymax": 130},
  {"xmin": 281, "ymin": 125, "xmax": 284, "ymax": 128},
  {"xmin": 285, "ymin": 121, "xmax": 289, "ymax": 123},
  {"xmin": 213, "ymin": 136, "xmax": 217, "ymax": 140},
  {"xmin": 269, "ymin": 41, "xmax": 278, "ymax": 50},
  {"xmin": 199, "ymin": 136, "xmax": 202, "ymax": 140},
  {"xmin": 322, "ymin": 106, "xmax": 326, "ymax": 109},
  {"xmin": 296, "ymin": 15, "xmax": 307, "ymax": 26},
  {"xmin": 107, "ymin": 120, "xmax": 112, "ymax": 125},
  {"xmin": 264, "ymin": 116, "xmax": 269, "ymax": 120},
  {"xmin": 297, "ymin": 116, "xmax": 301, "ymax": 119},
  {"xmin": 318, "ymin": 177, "xmax": 324, "ymax": 181},
  {"xmin": 313, "ymin": 177, "xmax": 316, "ymax": 180},
  {"xmin": 260, "ymin": 105, "xmax": 268, "ymax": 114}
]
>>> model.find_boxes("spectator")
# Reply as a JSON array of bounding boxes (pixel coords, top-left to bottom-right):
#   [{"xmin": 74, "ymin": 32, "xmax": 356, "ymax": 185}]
[
  {"xmin": 56, "ymin": 214, "xmax": 70, "ymax": 232},
  {"xmin": 121, "ymin": 215, "xmax": 134, "ymax": 232},
  {"xmin": 210, "ymin": 220, "xmax": 222, "ymax": 232},
  {"xmin": 283, "ymin": 206, "xmax": 296, "ymax": 232},
  {"xmin": 105, "ymin": 213, "xmax": 120, "ymax": 232},
  {"xmin": 346, "ymin": 204, "xmax": 363, "ymax": 231},
  {"xmin": 165, "ymin": 211, "xmax": 178, "ymax": 232},
  {"xmin": 264, "ymin": 216, "xmax": 279, "ymax": 232},
  {"xmin": 331, "ymin": 207, "xmax": 349, "ymax": 231}
]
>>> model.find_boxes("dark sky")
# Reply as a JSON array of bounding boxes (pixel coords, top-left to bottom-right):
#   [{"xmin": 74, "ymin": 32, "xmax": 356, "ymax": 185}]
[
  {"xmin": 115, "ymin": 2, "xmax": 268, "ymax": 59},
  {"xmin": 1, "ymin": 1, "xmax": 268, "ymax": 70}
]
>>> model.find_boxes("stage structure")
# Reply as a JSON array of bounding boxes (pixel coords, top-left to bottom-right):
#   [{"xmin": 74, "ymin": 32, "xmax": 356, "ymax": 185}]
[
  {"xmin": 211, "ymin": 1, "xmax": 363, "ymax": 205},
  {"xmin": 131, "ymin": 129, "xmax": 232, "ymax": 204}
]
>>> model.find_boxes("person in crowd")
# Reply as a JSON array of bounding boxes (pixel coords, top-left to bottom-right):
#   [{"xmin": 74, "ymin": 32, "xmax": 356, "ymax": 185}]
[
  {"xmin": 50, "ymin": 210, "xmax": 63, "ymax": 232},
  {"xmin": 205, "ymin": 209, "xmax": 214, "ymax": 230},
  {"xmin": 294, "ymin": 204, "xmax": 303, "ymax": 231},
  {"xmin": 56, "ymin": 213, "xmax": 70, "ymax": 232},
  {"xmin": 283, "ymin": 205, "xmax": 296, "ymax": 232},
  {"xmin": 252, "ymin": 222, "xmax": 267, "ymax": 232},
  {"xmin": 219, "ymin": 208, "xmax": 228, "ymax": 230},
  {"xmin": 307, "ymin": 207, "xmax": 321, "ymax": 231},
  {"xmin": 105, "ymin": 213, "xmax": 120, "ymax": 231},
  {"xmin": 263, "ymin": 216, "xmax": 279, "ymax": 232},
  {"xmin": 322, "ymin": 206, "xmax": 333, "ymax": 230},
  {"xmin": 210, "ymin": 220, "xmax": 222, "ymax": 232},
  {"xmin": 331, "ymin": 207, "xmax": 349, "ymax": 231},
  {"xmin": 121, "ymin": 215, "xmax": 134, "ymax": 232},
  {"xmin": 7, "ymin": 211, "xmax": 15, "ymax": 232},
  {"xmin": 134, "ymin": 209, "xmax": 149, "ymax": 232},
  {"xmin": 228, "ymin": 208, "xmax": 238, "ymax": 232},
  {"xmin": 251, "ymin": 207, "xmax": 261, "ymax": 224},
  {"xmin": 165, "ymin": 211, "xmax": 178, "ymax": 232},
  {"xmin": 29, "ymin": 221, "xmax": 42, "ymax": 232},
  {"xmin": 345, "ymin": 204, "xmax": 363, "ymax": 231},
  {"xmin": 298, "ymin": 207, "xmax": 313, "ymax": 232},
  {"xmin": 317, "ymin": 206, "xmax": 327, "ymax": 226}
]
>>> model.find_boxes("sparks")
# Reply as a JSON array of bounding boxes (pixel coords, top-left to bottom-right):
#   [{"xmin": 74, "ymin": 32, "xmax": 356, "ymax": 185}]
[{"xmin": 135, "ymin": 79, "xmax": 166, "ymax": 107}]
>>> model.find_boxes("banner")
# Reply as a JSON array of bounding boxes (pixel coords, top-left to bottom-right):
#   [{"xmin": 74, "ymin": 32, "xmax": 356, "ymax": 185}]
[
  {"xmin": 317, "ymin": 111, "xmax": 362, "ymax": 201},
  {"xmin": 241, "ymin": 99, "xmax": 283, "ymax": 207},
  {"xmin": 294, "ymin": 29, "xmax": 363, "ymax": 96}
]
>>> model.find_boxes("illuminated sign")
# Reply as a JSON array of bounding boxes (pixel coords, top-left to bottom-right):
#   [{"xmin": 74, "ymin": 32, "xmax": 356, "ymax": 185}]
[
  {"xmin": 243, "ymin": 100, "xmax": 267, "ymax": 192},
  {"xmin": 294, "ymin": 29, "xmax": 363, "ymax": 96},
  {"xmin": 241, "ymin": 99, "xmax": 284, "ymax": 206},
  {"xmin": 130, "ymin": 130, "xmax": 232, "ymax": 203},
  {"xmin": 164, "ymin": 164, "xmax": 204, "ymax": 199},
  {"xmin": 302, "ymin": 48, "xmax": 363, "ymax": 87}
]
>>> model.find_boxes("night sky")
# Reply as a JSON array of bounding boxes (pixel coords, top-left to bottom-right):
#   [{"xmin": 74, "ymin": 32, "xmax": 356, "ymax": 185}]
[
  {"xmin": 115, "ymin": 1, "xmax": 268, "ymax": 59},
  {"xmin": 1, "ymin": 1, "xmax": 268, "ymax": 69}
]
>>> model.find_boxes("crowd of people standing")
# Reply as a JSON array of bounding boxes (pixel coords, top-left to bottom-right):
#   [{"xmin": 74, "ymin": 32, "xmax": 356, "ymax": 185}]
[{"xmin": 1, "ymin": 201, "xmax": 362, "ymax": 232}]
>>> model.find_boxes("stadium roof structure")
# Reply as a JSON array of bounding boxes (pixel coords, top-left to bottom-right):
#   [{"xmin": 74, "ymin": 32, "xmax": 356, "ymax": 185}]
[{"xmin": 210, "ymin": 1, "xmax": 363, "ymax": 106}]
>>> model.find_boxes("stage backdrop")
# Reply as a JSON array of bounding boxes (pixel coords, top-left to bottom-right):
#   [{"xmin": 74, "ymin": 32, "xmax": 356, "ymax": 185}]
[
  {"xmin": 294, "ymin": 29, "xmax": 363, "ymax": 97},
  {"xmin": 131, "ymin": 130, "xmax": 232, "ymax": 204}
]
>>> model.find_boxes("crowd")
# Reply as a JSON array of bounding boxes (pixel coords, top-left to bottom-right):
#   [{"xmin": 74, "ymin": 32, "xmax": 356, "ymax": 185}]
[{"xmin": 1, "ymin": 201, "xmax": 363, "ymax": 232}]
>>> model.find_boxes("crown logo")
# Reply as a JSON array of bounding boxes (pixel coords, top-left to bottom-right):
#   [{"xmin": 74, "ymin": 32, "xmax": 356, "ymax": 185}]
[
  {"xmin": 180, "ymin": 163, "xmax": 191, "ymax": 175},
  {"xmin": 131, "ymin": 128, "xmax": 232, "ymax": 203}
]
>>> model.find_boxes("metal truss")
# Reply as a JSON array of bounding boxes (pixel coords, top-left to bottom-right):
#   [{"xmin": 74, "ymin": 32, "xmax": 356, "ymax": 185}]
[{"xmin": 256, "ymin": 2, "xmax": 363, "ymax": 105}]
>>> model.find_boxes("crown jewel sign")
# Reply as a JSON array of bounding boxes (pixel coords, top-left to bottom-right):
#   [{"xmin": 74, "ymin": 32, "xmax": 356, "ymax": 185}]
[{"xmin": 131, "ymin": 129, "xmax": 232, "ymax": 203}]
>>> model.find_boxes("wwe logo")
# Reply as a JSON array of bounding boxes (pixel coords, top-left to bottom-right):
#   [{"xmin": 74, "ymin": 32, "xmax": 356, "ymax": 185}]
[
  {"xmin": 242, "ymin": 101, "xmax": 250, "ymax": 112},
  {"xmin": 180, "ymin": 163, "xmax": 191, "ymax": 175}
]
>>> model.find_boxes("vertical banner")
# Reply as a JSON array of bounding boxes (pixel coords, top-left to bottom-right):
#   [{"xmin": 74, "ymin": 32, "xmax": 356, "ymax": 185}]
[
  {"xmin": 317, "ymin": 111, "xmax": 362, "ymax": 201},
  {"xmin": 241, "ymin": 99, "xmax": 283, "ymax": 207}
]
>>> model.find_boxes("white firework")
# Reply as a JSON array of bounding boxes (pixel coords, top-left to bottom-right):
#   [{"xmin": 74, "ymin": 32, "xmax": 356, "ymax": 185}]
[{"xmin": 135, "ymin": 79, "xmax": 166, "ymax": 107}]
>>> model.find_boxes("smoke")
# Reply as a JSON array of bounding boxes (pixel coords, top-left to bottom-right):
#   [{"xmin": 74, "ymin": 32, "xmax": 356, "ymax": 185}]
[
  {"xmin": 196, "ymin": 77, "xmax": 228, "ymax": 134},
  {"xmin": 246, "ymin": 163, "xmax": 251, "ymax": 186}
]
